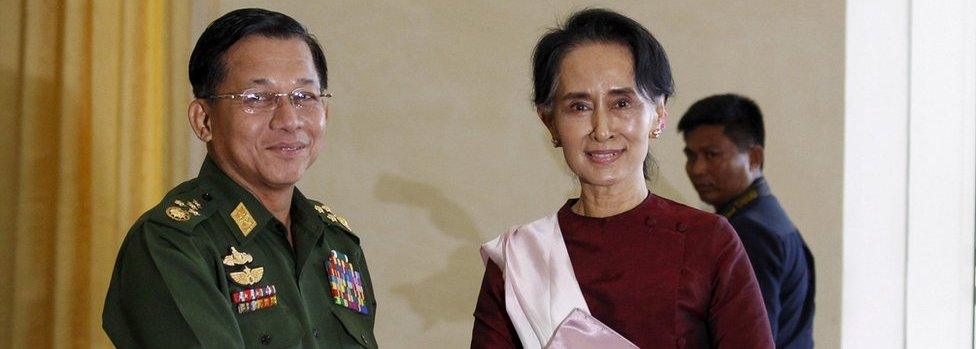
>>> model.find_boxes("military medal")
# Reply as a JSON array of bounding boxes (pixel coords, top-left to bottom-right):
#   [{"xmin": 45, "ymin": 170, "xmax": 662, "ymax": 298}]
[
  {"xmin": 222, "ymin": 246, "xmax": 253, "ymax": 266},
  {"xmin": 229, "ymin": 265, "xmax": 265, "ymax": 286},
  {"xmin": 223, "ymin": 246, "xmax": 277, "ymax": 313},
  {"xmin": 327, "ymin": 250, "xmax": 368, "ymax": 314}
]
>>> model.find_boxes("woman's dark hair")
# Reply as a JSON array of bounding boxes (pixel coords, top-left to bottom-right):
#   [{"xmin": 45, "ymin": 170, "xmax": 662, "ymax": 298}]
[
  {"xmin": 677, "ymin": 94, "xmax": 765, "ymax": 151},
  {"xmin": 534, "ymin": 9, "xmax": 673, "ymax": 182},
  {"xmin": 189, "ymin": 8, "xmax": 328, "ymax": 98},
  {"xmin": 532, "ymin": 8, "xmax": 674, "ymax": 111}
]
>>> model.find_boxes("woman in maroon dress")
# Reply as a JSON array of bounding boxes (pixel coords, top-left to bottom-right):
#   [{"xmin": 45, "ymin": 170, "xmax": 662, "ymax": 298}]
[{"xmin": 471, "ymin": 9, "xmax": 773, "ymax": 349}]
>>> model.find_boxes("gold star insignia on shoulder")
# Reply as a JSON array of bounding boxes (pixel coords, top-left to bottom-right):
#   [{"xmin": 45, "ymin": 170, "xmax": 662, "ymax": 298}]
[
  {"xmin": 314, "ymin": 203, "xmax": 333, "ymax": 214},
  {"xmin": 314, "ymin": 202, "xmax": 351, "ymax": 230},
  {"xmin": 229, "ymin": 265, "xmax": 265, "ymax": 286},
  {"xmin": 166, "ymin": 206, "xmax": 191, "ymax": 221},
  {"xmin": 223, "ymin": 246, "xmax": 254, "ymax": 266},
  {"xmin": 231, "ymin": 203, "xmax": 257, "ymax": 236},
  {"xmin": 326, "ymin": 212, "xmax": 351, "ymax": 230},
  {"xmin": 336, "ymin": 215, "xmax": 351, "ymax": 230},
  {"xmin": 166, "ymin": 198, "xmax": 204, "ymax": 221}
]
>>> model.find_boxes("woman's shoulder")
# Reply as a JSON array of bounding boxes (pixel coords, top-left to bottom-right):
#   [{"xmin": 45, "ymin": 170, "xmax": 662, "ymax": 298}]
[
  {"xmin": 648, "ymin": 195, "xmax": 728, "ymax": 229},
  {"xmin": 647, "ymin": 195, "xmax": 739, "ymax": 248},
  {"xmin": 480, "ymin": 211, "xmax": 561, "ymax": 266}
]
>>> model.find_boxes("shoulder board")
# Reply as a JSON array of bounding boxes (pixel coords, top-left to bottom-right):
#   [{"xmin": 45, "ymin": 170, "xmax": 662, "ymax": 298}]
[
  {"xmin": 145, "ymin": 180, "xmax": 216, "ymax": 233},
  {"xmin": 308, "ymin": 199, "xmax": 360, "ymax": 243}
]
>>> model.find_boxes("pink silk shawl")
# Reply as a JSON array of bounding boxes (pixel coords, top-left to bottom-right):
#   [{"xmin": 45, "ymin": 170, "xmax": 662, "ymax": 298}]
[{"xmin": 480, "ymin": 213, "xmax": 638, "ymax": 349}]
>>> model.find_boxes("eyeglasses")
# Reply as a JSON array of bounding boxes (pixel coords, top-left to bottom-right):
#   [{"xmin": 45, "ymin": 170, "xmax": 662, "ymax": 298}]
[{"xmin": 205, "ymin": 88, "xmax": 332, "ymax": 114}]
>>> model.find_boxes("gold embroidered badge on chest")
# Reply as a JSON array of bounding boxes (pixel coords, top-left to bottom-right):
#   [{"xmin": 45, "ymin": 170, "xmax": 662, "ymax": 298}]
[
  {"xmin": 223, "ymin": 246, "xmax": 277, "ymax": 313},
  {"xmin": 327, "ymin": 250, "xmax": 369, "ymax": 314}
]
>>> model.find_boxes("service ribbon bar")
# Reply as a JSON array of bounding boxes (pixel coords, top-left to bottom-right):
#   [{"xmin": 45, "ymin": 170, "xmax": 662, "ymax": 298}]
[
  {"xmin": 230, "ymin": 285, "xmax": 278, "ymax": 314},
  {"xmin": 328, "ymin": 250, "xmax": 369, "ymax": 314},
  {"xmin": 231, "ymin": 285, "xmax": 277, "ymax": 304},
  {"xmin": 236, "ymin": 295, "xmax": 279, "ymax": 314}
]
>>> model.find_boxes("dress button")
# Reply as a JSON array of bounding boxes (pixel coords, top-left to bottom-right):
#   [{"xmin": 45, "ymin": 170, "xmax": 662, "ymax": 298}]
[
  {"xmin": 644, "ymin": 216, "xmax": 656, "ymax": 228},
  {"xmin": 202, "ymin": 192, "xmax": 212, "ymax": 201},
  {"xmin": 675, "ymin": 222, "xmax": 687, "ymax": 232},
  {"xmin": 260, "ymin": 334, "xmax": 272, "ymax": 345}
]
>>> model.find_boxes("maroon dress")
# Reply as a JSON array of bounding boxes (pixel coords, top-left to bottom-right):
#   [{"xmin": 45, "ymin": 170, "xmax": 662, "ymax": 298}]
[{"xmin": 471, "ymin": 194, "xmax": 773, "ymax": 349}]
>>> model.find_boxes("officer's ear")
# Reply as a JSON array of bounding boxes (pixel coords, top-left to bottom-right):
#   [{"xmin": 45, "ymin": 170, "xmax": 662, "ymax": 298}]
[
  {"xmin": 188, "ymin": 99, "xmax": 212, "ymax": 142},
  {"xmin": 748, "ymin": 144, "xmax": 764, "ymax": 172}
]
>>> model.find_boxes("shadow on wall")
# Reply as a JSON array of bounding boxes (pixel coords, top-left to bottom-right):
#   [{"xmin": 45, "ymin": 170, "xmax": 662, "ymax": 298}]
[{"xmin": 375, "ymin": 174, "xmax": 486, "ymax": 329}]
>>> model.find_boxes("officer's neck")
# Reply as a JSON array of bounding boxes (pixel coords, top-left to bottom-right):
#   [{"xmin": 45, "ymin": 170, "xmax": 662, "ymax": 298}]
[
  {"xmin": 258, "ymin": 190, "xmax": 293, "ymax": 227},
  {"xmin": 252, "ymin": 186, "xmax": 296, "ymax": 247},
  {"xmin": 210, "ymin": 155, "xmax": 297, "ymax": 246}
]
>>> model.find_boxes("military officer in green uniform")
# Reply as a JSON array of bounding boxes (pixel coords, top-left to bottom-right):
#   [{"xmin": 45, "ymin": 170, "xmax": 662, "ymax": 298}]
[{"xmin": 103, "ymin": 8, "xmax": 378, "ymax": 348}]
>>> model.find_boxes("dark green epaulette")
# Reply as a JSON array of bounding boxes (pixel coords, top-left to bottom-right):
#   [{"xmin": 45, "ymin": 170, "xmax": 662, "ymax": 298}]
[
  {"xmin": 308, "ymin": 199, "xmax": 360, "ymax": 244},
  {"xmin": 145, "ymin": 180, "xmax": 217, "ymax": 234}
]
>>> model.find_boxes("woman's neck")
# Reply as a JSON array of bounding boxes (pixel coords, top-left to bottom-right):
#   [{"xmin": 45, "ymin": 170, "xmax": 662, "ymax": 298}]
[{"xmin": 573, "ymin": 179, "xmax": 649, "ymax": 218}]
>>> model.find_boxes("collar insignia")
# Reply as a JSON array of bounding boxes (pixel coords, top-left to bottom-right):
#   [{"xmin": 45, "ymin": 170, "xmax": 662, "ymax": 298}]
[{"xmin": 231, "ymin": 202, "xmax": 257, "ymax": 236}]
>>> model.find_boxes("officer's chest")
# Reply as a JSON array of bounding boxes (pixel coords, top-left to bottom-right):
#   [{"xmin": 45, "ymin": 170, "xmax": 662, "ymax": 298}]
[{"xmin": 210, "ymin": 222, "xmax": 376, "ymax": 348}]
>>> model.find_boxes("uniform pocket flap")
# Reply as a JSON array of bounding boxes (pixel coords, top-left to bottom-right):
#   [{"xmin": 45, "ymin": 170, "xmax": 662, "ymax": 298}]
[{"xmin": 330, "ymin": 306, "xmax": 375, "ymax": 348}]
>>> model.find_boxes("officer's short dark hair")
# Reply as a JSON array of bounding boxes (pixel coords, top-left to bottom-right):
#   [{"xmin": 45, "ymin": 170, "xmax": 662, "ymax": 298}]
[
  {"xmin": 189, "ymin": 8, "xmax": 328, "ymax": 98},
  {"xmin": 678, "ymin": 94, "xmax": 765, "ymax": 151},
  {"xmin": 532, "ymin": 8, "xmax": 674, "ymax": 112}
]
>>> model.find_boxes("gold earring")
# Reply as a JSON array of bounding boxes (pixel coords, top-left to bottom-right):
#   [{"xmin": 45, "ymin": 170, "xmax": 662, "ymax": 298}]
[
  {"xmin": 551, "ymin": 137, "xmax": 561, "ymax": 147},
  {"xmin": 651, "ymin": 129, "xmax": 662, "ymax": 138}
]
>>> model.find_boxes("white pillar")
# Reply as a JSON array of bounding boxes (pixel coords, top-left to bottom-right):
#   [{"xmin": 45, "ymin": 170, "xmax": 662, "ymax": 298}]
[
  {"xmin": 844, "ymin": 0, "xmax": 976, "ymax": 348},
  {"xmin": 842, "ymin": 0, "xmax": 910, "ymax": 347},
  {"xmin": 905, "ymin": 0, "xmax": 976, "ymax": 346}
]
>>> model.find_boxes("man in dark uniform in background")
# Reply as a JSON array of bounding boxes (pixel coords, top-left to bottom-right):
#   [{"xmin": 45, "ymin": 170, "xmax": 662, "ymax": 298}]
[
  {"xmin": 103, "ymin": 8, "xmax": 378, "ymax": 348},
  {"xmin": 678, "ymin": 94, "xmax": 815, "ymax": 349}
]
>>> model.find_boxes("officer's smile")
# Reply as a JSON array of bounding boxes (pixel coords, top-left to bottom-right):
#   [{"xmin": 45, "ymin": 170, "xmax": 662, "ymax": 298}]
[{"xmin": 267, "ymin": 141, "xmax": 309, "ymax": 158}]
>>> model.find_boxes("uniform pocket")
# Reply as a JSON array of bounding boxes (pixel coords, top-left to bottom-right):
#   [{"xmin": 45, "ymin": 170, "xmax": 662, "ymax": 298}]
[
  {"xmin": 234, "ymin": 295, "xmax": 303, "ymax": 348},
  {"xmin": 330, "ymin": 305, "xmax": 376, "ymax": 348}
]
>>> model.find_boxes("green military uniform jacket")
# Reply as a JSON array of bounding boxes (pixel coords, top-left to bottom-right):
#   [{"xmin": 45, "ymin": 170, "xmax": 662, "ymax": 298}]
[{"xmin": 103, "ymin": 157, "xmax": 378, "ymax": 348}]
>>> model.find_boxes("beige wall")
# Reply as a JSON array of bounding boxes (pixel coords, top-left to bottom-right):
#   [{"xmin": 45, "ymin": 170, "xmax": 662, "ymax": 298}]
[{"xmin": 198, "ymin": 2, "xmax": 845, "ymax": 347}]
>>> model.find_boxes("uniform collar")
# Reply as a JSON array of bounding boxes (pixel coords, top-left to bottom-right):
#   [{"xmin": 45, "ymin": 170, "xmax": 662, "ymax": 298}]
[
  {"xmin": 289, "ymin": 187, "xmax": 325, "ymax": 236},
  {"xmin": 716, "ymin": 177, "xmax": 772, "ymax": 218},
  {"xmin": 197, "ymin": 156, "xmax": 325, "ymax": 246}
]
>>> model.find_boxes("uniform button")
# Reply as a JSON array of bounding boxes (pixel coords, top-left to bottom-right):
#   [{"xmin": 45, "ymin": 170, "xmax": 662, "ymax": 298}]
[
  {"xmin": 202, "ymin": 192, "xmax": 212, "ymax": 201},
  {"xmin": 675, "ymin": 222, "xmax": 687, "ymax": 232},
  {"xmin": 260, "ymin": 334, "xmax": 271, "ymax": 345},
  {"xmin": 313, "ymin": 328, "xmax": 320, "ymax": 338},
  {"xmin": 361, "ymin": 333, "xmax": 369, "ymax": 344}
]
